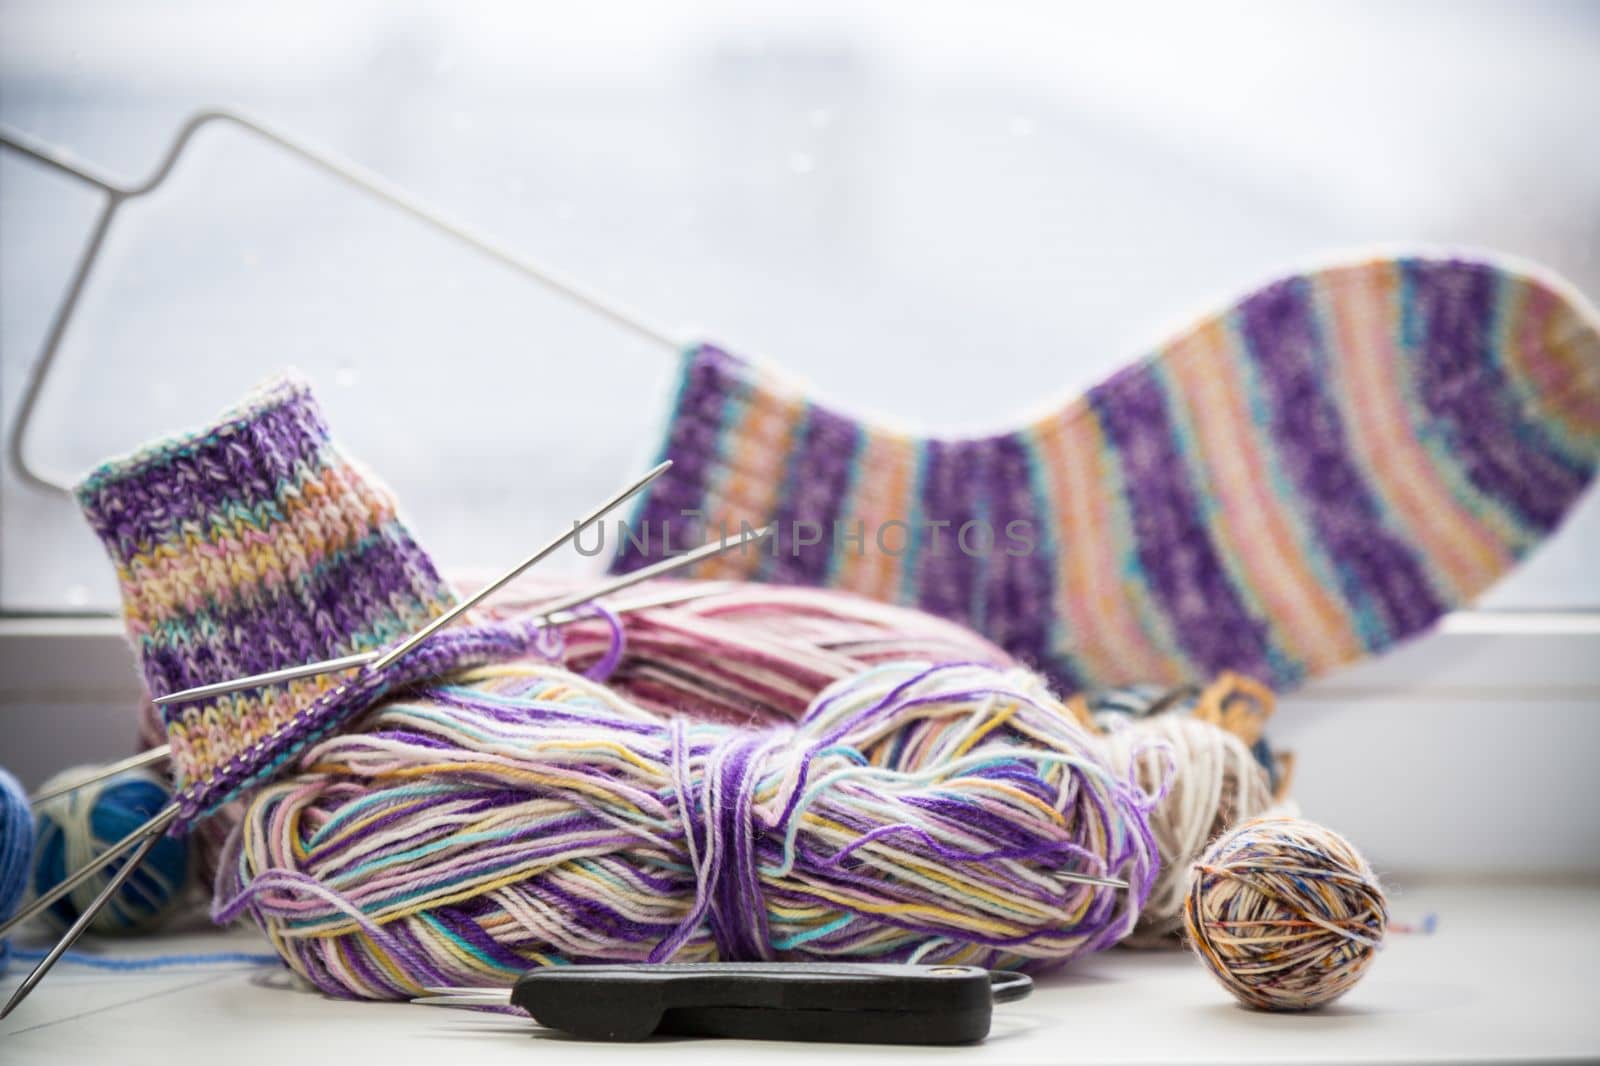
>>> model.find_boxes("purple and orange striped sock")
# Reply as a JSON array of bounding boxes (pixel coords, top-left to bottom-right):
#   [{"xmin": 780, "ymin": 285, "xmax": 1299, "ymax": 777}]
[
  {"xmin": 75, "ymin": 375, "xmax": 492, "ymax": 829},
  {"xmin": 613, "ymin": 255, "xmax": 1600, "ymax": 694}
]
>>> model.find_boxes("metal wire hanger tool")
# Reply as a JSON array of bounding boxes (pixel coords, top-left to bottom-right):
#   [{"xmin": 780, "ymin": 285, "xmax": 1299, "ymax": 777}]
[
  {"xmin": 0, "ymin": 109, "xmax": 686, "ymax": 496},
  {"xmin": 4, "ymin": 107, "xmax": 704, "ymax": 807}
]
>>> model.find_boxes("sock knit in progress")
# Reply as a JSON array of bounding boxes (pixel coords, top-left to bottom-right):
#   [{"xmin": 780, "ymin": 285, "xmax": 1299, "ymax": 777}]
[
  {"xmin": 76, "ymin": 376, "xmax": 462, "ymax": 827},
  {"xmin": 612, "ymin": 256, "xmax": 1600, "ymax": 693}
]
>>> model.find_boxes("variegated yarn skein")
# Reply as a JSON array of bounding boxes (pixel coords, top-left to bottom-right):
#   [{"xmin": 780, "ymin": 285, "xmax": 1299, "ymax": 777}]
[
  {"xmin": 140, "ymin": 579, "xmax": 1019, "ymax": 890},
  {"xmin": 216, "ymin": 660, "xmax": 1159, "ymax": 999},
  {"xmin": 1183, "ymin": 816, "xmax": 1387, "ymax": 1011},
  {"xmin": 480, "ymin": 579, "xmax": 1018, "ymax": 724}
]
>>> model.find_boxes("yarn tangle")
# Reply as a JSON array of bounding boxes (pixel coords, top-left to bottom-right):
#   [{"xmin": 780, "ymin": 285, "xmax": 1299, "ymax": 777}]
[{"xmin": 216, "ymin": 661, "xmax": 1158, "ymax": 999}]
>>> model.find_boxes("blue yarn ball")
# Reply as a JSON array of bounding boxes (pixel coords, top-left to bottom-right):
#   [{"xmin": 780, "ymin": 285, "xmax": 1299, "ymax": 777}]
[
  {"xmin": 0, "ymin": 767, "xmax": 36, "ymax": 973},
  {"xmin": 32, "ymin": 766, "xmax": 190, "ymax": 935}
]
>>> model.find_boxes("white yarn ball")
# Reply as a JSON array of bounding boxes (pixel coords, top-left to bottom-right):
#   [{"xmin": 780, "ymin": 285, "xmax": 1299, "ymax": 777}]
[{"xmin": 1100, "ymin": 715, "xmax": 1276, "ymax": 945}]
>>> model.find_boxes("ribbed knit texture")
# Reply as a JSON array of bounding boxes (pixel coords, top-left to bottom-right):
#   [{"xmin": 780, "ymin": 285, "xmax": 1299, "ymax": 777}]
[
  {"xmin": 613, "ymin": 255, "xmax": 1600, "ymax": 693},
  {"xmin": 75, "ymin": 375, "xmax": 463, "ymax": 829}
]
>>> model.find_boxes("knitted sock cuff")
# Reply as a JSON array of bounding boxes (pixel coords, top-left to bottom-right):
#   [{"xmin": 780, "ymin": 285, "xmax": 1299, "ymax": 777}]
[{"xmin": 76, "ymin": 374, "xmax": 459, "ymax": 823}]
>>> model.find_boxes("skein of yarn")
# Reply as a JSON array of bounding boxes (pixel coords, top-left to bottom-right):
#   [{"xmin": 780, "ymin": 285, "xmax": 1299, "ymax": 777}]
[
  {"xmin": 31, "ymin": 766, "xmax": 190, "ymax": 934},
  {"xmin": 1183, "ymin": 816, "xmax": 1387, "ymax": 1011},
  {"xmin": 1091, "ymin": 674, "xmax": 1290, "ymax": 945},
  {"xmin": 135, "ymin": 579, "xmax": 1287, "ymax": 954},
  {"xmin": 216, "ymin": 660, "xmax": 1158, "ymax": 999},
  {"xmin": 151, "ymin": 580, "xmax": 1018, "ymax": 892},
  {"xmin": 0, "ymin": 767, "xmax": 35, "ymax": 972},
  {"xmin": 479, "ymin": 580, "xmax": 1018, "ymax": 724}
]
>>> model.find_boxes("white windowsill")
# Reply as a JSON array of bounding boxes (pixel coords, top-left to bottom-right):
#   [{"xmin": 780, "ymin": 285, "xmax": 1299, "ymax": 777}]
[
  {"xmin": 3, "ymin": 877, "xmax": 1596, "ymax": 1063},
  {"xmin": 4, "ymin": 610, "xmax": 1598, "ymax": 878}
]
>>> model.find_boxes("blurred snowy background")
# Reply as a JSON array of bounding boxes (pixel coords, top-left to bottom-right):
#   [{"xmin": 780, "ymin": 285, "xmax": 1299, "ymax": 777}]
[{"xmin": 3, "ymin": 0, "xmax": 1598, "ymax": 610}]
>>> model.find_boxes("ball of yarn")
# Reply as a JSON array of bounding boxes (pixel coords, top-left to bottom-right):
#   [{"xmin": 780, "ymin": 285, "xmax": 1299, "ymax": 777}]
[
  {"xmin": 1183, "ymin": 816, "xmax": 1387, "ymax": 1011},
  {"xmin": 0, "ymin": 767, "xmax": 36, "ymax": 972},
  {"xmin": 1101, "ymin": 715, "xmax": 1275, "ymax": 945},
  {"xmin": 216, "ymin": 660, "xmax": 1157, "ymax": 999},
  {"xmin": 1087, "ymin": 673, "xmax": 1291, "ymax": 946},
  {"xmin": 32, "ymin": 766, "xmax": 190, "ymax": 934}
]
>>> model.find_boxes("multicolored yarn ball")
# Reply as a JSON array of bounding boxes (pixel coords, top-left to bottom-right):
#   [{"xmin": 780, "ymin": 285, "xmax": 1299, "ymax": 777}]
[
  {"xmin": 1183, "ymin": 816, "xmax": 1387, "ymax": 1011},
  {"xmin": 214, "ymin": 660, "xmax": 1158, "ymax": 999},
  {"xmin": 1090, "ymin": 673, "xmax": 1291, "ymax": 945},
  {"xmin": 0, "ymin": 767, "xmax": 35, "ymax": 972},
  {"xmin": 32, "ymin": 766, "xmax": 191, "ymax": 934}
]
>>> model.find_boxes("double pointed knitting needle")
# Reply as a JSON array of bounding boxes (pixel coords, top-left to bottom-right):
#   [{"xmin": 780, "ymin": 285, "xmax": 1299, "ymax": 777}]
[
  {"xmin": 3, "ymin": 557, "xmax": 751, "ymax": 937},
  {"xmin": 28, "ymin": 746, "xmax": 169, "ymax": 807},
  {"xmin": 29, "ymin": 459, "xmax": 674, "ymax": 807},
  {"xmin": 0, "ymin": 831, "xmax": 165, "ymax": 1019},
  {"xmin": 153, "ymin": 459, "xmax": 672, "ymax": 707},
  {"xmin": 26, "ymin": 583, "xmax": 735, "ymax": 809},
  {"xmin": 367, "ymin": 457, "xmax": 674, "ymax": 671},
  {"xmin": 0, "ymin": 527, "xmax": 770, "ymax": 1016},
  {"xmin": 0, "ymin": 806, "xmax": 180, "ymax": 942}
]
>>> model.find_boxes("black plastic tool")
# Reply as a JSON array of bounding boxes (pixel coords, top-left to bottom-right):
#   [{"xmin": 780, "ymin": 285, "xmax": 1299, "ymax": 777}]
[{"xmin": 416, "ymin": 962, "xmax": 1032, "ymax": 1044}]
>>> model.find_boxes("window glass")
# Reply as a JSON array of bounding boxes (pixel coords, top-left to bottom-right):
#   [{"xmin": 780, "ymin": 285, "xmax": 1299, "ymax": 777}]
[{"xmin": 4, "ymin": 1, "xmax": 1597, "ymax": 610}]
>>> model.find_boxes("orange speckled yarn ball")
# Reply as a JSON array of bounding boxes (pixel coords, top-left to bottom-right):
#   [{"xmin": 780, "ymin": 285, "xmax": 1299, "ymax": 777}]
[{"xmin": 1183, "ymin": 817, "xmax": 1387, "ymax": 1011}]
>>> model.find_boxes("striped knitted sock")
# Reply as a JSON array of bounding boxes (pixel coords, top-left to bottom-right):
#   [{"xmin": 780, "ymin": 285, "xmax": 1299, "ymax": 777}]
[
  {"xmin": 612, "ymin": 255, "xmax": 1600, "ymax": 694},
  {"xmin": 76, "ymin": 375, "xmax": 467, "ymax": 827}
]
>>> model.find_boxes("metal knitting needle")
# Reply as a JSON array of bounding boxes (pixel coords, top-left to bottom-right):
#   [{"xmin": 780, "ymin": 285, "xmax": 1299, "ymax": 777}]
[
  {"xmin": 0, "ymin": 828, "xmax": 166, "ymax": 1019},
  {"xmin": 369, "ymin": 458, "xmax": 674, "ymax": 671},
  {"xmin": 152, "ymin": 529, "xmax": 743, "ymax": 708},
  {"xmin": 153, "ymin": 459, "xmax": 673, "ymax": 706},
  {"xmin": 150, "ymin": 649, "xmax": 378, "ymax": 706},
  {"xmin": 0, "ymin": 530, "xmax": 765, "ymax": 1016},
  {"xmin": 503, "ymin": 527, "xmax": 770, "ymax": 620},
  {"xmin": 416, "ymin": 985, "xmax": 508, "ymax": 998},
  {"xmin": 28, "ymin": 746, "xmax": 169, "ymax": 808},
  {"xmin": 33, "ymin": 583, "xmax": 735, "ymax": 809},
  {"xmin": 0, "ymin": 533, "xmax": 765, "ymax": 942},
  {"xmin": 0, "ymin": 803, "xmax": 179, "ymax": 940},
  {"xmin": 1058, "ymin": 872, "xmax": 1130, "ymax": 890}
]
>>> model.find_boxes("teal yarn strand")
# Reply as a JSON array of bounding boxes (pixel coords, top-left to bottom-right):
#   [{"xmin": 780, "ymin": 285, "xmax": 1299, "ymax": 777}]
[
  {"xmin": 8, "ymin": 947, "xmax": 279, "ymax": 971},
  {"xmin": 0, "ymin": 766, "xmax": 35, "ymax": 973},
  {"xmin": 31, "ymin": 766, "xmax": 191, "ymax": 935}
]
